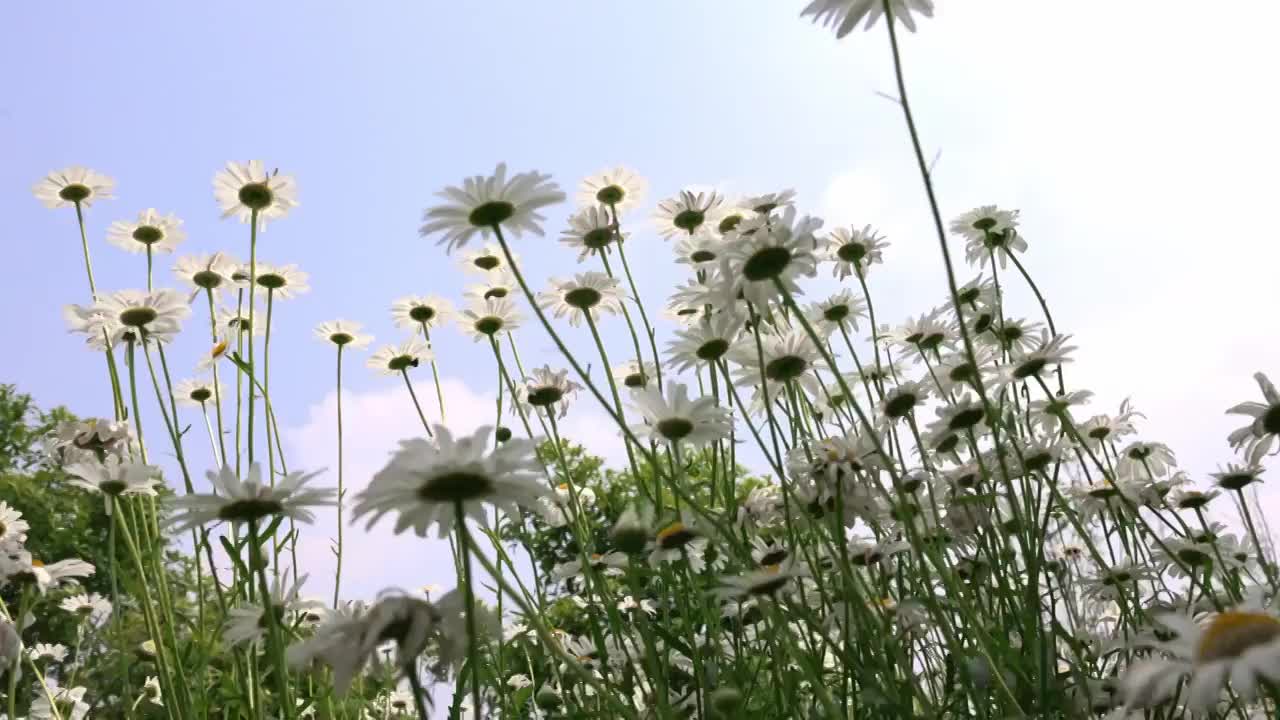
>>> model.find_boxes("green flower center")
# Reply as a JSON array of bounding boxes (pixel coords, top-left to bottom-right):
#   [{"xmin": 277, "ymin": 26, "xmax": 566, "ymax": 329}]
[
  {"xmin": 972, "ymin": 217, "xmax": 997, "ymax": 231},
  {"xmin": 673, "ymin": 209, "xmax": 705, "ymax": 233},
  {"xmin": 742, "ymin": 246, "xmax": 791, "ymax": 281},
  {"xmin": 948, "ymin": 407, "xmax": 985, "ymax": 431},
  {"xmin": 328, "ymin": 333, "xmax": 353, "ymax": 346},
  {"xmin": 690, "ymin": 249, "xmax": 716, "ymax": 263},
  {"xmin": 474, "ymin": 256, "xmax": 501, "ymax": 271},
  {"xmin": 1023, "ymin": 453, "xmax": 1053, "ymax": 473},
  {"xmin": 696, "ymin": 339, "xmax": 729, "ymax": 361},
  {"xmin": 1012, "ymin": 358, "xmax": 1047, "ymax": 380},
  {"xmin": 623, "ymin": 373, "xmax": 647, "ymax": 388},
  {"xmin": 1218, "ymin": 472, "xmax": 1257, "ymax": 491},
  {"xmin": 918, "ymin": 332, "xmax": 945, "ymax": 352},
  {"xmin": 973, "ymin": 313, "xmax": 994, "ymax": 333},
  {"xmin": 238, "ymin": 182, "xmax": 274, "ymax": 210},
  {"xmin": 948, "ymin": 363, "xmax": 977, "ymax": 385},
  {"xmin": 764, "ymin": 355, "xmax": 807, "ymax": 382},
  {"xmin": 218, "ymin": 497, "xmax": 285, "ymax": 522},
  {"xmin": 596, "ymin": 185, "xmax": 625, "ymax": 205},
  {"xmin": 934, "ymin": 433, "xmax": 960, "ymax": 454},
  {"xmin": 132, "ymin": 225, "xmax": 164, "ymax": 244},
  {"xmin": 749, "ymin": 575, "xmax": 788, "ymax": 596},
  {"xmin": 823, "ymin": 305, "xmax": 850, "ymax": 323},
  {"xmin": 1263, "ymin": 405, "xmax": 1280, "ymax": 434},
  {"xmin": 120, "ymin": 307, "xmax": 158, "ymax": 328},
  {"xmin": 468, "ymin": 201, "xmax": 515, "ymax": 227},
  {"xmin": 957, "ymin": 287, "xmax": 980, "ymax": 304},
  {"xmin": 58, "ymin": 183, "xmax": 92, "ymax": 202},
  {"xmin": 474, "ymin": 317, "xmax": 504, "ymax": 336},
  {"xmin": 99, "ymin": 480, "xmax": 127, "ymax": 495},
  {"xmin": 417, "ymin": 471, "xmax": 494, "ymax": 502},
  {"xmin": 884, "ymin": 393, "xmax": 918, "ymax": 419},
  {"xmin": 484, "ymin": 288, "xmax": 508, "ymax": 300},
  {"xmin": 582, "ymin": 228, "xmax": 613, "ymax": 249},
  {"xmin": 526, "ymin": 386, "xmax": 564, "ymax": 407},
  {"xmin": 387, "ymin": 355, "xmax": 418, "ymax": 372},
  {"xmin": 1178, "ymin": 493, "xmax": 1210, "ymax": 510},
  {"xmin": 256, "ymin": 273, "xmax": 286, "ymax": 290},
  {"xmin": 718, "ymin": 214, "xmax": 743, "ymax": 234},
  {"xmin": 759, "ymin": 548, "xmax": 788, "ymax": 566},
  {"xmin": 656, "ymin": 418, "xmax": 694, "ymax": 441},
  {"xmin": 190, "ymin": 388, "xmax": 213, "ymax": 403},
  {"xmin": 564, "ymin": 287, "xmax": 602, "ymax": 310},
  {"xmin": 409, "ymin": 306, "xmax": 435, "ymax": 323},
  {"xmin": 1177, "ymin": 548, "xmax": 1211, "ymax": 565},
  {"xmin": 192, "ymin": 270, "xmax": 222, "ymax": 289}
]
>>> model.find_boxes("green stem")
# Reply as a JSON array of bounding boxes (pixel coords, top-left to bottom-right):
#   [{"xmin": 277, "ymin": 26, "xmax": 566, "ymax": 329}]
[
  {"xmin": 247, "ymin": 208, "xmax": 259, "ymax": 466},
  {"xmin": 401, "ymin": 369, "xmax": 434, "ymax": 435},
  {"xmin": 333, "ymin": 344, "xmax": 346, "ymax": 608},
  {"xmin": 423, "ymin": 324, "xmax": 448, "ymax": 423},
  {"xmin": 454, "ymin": 501, "xmax": 482, "ymax": 718}
]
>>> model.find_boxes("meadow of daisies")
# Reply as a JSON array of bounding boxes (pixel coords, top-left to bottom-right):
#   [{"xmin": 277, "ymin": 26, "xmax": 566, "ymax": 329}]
[{"xmin": 5, "ymin": 2, "xmax": 1280, "ymax": 719}]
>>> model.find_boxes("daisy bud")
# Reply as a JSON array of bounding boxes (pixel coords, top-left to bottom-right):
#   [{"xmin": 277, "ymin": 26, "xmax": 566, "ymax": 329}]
[
  {"xmin": 535, "ymin": 685, "xmax": 562, "ymax": 710},
  {"xmin": 710, "ymin": 687, "xmax": 742, "ymax": 716},
  {"xmin": 611, "ymin": 507, "xmax": 648, "ymax": 554}
]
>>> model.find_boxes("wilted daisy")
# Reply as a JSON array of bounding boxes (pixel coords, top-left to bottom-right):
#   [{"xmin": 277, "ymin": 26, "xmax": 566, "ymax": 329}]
[
  {"xmin": 519, "ymin": 366, "xmax": 583, "ymax": 419},
  {"xmin": 825, "ymin": 225, "xmax": 887, "ymax": 279},
  {"xmin": 59, "ymin": 592, "xmax": 112, "ymax": 625},
  {"xmin": 173, "ymin": 252, "xmax": 238, "ymax": 294},
  {"xmin": 578, "ymin": 166, "xmax": 647, "ymax": 213},
  {"xmin": 83, "ymin": 289, "xmax": 191, "ymax": 346},
  {"xmin": 252, "ymin": 261, "xmax": 310, "ymax": 298},
  {"xmin": 367, "ymin": 337, "xmax": 433, "ymax": 375},
  {"xmin": 166, "ymin": 463, "xmax": 334, "ymax": 532},
  {"xmin": 654, "ymin": 189, "xmax": 724, "ymax": 239},
  {"xmin": 560, "ymin": 205, "xmax": 620, "ymax": 261},
  {"xmin": 391, "ymin": 295, "xmax": 454, "ymax": 333},
  {"xmin": 314, "ymin": 319, "xmax": 372, "ymax": 349},
  {"xmin": 540, "ymin": 272, "xmax": 625, "ymax": 327},
  {"xmin": 951, "ymin": 205, "xmax": 1027, "ymax": 269},
  {"xmin": 720, "ymin": 208, "xmax": 823, "ymax": 305},
  {"xmin": 420, "ymin": 163, "xmax": 565, "ymax": 252},
  {"xmin": 459, "ymin": 298, "xmax": 523, "ymax": 341},
  {"xmin": 224, "ymin": 574, "xmax": 322, "ymax": 647},
  {"xmin": 353, "ymin": 425, "xmax": 548, "ymax": 538},
  {"xmin": 801, "ymin": 0, "xmax": 934, "ymax": 37},
  {"xmin": 666, "ymin": 312, "xmax": 741, "ymax": 374},
  {"xmin": 64, "ymin": 458, "xmax": 160, "ymax": 511},
  {"xmin": 28, "ymin": 643, "xmax": 68, "ymax": 664},
  {"xmin": 213, "ymin": 160, "xmax": 299, "ymax": 225},
  {"xmin": 1227, "ymin": 372, "xmax": 1280, "ymax": 464},
  {"xmin": 629, "ymin": 382, "xmax": 732, "ymax": 448},
  {"xmin": 106, "ymin": 209, "xmax": 186, "ymax": 254},
  {"xmin": 0, "ymin": 502, "xmax": 30, "ymax": 544},
  {"xmin": 173, "ymin": 377, "xmax": 216, "ymax": 406},
  {"xmin": 33, "ymin": 166, "xmax": 115, "ymax": 208}
]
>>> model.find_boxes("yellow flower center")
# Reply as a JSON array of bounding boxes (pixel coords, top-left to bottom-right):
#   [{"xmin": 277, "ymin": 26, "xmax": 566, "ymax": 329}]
[
  {"xmin": 31, "ymin": 559, "xmax": 44, "ymax": 568},
  {"xmin": 1197, "ymin": 612, "xmax": 1280, "ymax": 663},
  {"xmin": 656, "ymin": 521, "xmax": 696, "ymax": 549},
  {"xmin": 211, "ymin": 340, "xmax": 229, "ymax": 358}
]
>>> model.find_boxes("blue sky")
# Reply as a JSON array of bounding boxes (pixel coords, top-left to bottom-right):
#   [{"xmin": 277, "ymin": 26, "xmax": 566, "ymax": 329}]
[{"xmin": 4, "ymin": 2, "xmax": 1280, "ymax": 598}]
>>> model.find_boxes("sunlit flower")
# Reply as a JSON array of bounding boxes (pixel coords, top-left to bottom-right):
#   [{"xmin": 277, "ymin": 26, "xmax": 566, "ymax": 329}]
[
  {"xmin": 59, "ymin": 592, "xmax": 112, "ymax": 625},
  {"xmin": 672, "ymin": 233, "xmax": 724, "ymax": 269},
  {"xmin": 353, "ymin": 425, "xmax": 548, "ymax": 538},
  {"xmin": 654, "ymin": 189, "xmax": 723, "ymax": 239},
  {"xmin": 951, "ymin": 205, "xmax": 1027, "ymax": 269},
  {"xmin": 84, "ymin": 289, "xmax": 191, "ymax": 346},
  {"xmin": 64, "ymin": 458, "xmax": 160, "ymax": 511},
  {"xmin": 1227, "ymin": 372, "xmax": 1280, "ymax": 464},
  {"xmin": 421, "ymin": 163, "xmax": 565, "ymax": 252},
  {"xmin": 808, "ymin": 288, "xmax": 867, "ymax": 334},
  {"xmin": 612, "ymin": 359, "xmax": 659, "ymax": 390},
  {"xmin": 314, "ymin": 319, "xmax": 373, "ymax": 349},
  {"xmin": 629, "ymin": 382, "xmax": 732, "ymax": 447},
  {"xmin": 666, "ymin": 311, "xmax": 742, "ymax": 373},
  {"xmin": 578, "ymin": 166, "xmax": 647, "ymax": 214},
  {"xmin": 1212, "ymin": 463, "xmax": 1265, "ymax": 492},
  {"xmin": 459, "ymin": 243, "xmax": 514, "ymax": 275},
  {"xmin": 106, "ymin": 209, "xmax": 186, "ymax": 254},
  {"xmin": 801, "ymin": 0, "xmax": 934, "ymax": 37},
  {"xmin": 560, "ymin": 205, "xmax": 620, "ymax": 261},
  {"xmin": 213, "ymin": 160, "xmax": 299, "ymax": 226},
  {"xmin": 540, "ymin": 272, "xmax": 625, "ymax": 327},
  {"xmin": 166, "ymin": 463, "xmax": 333, "ymax": 532},
  {"xmin": 648, "ymin": 518, "xmax": 711, "ymax": 572},
  {"xmin": 367, "ymin": 337, "xmax": 433, "ymax": 375},
  {"xmin": 741, "ymin": 189, "xmax": 797, "ymax": 215},
  {"xmin": 391, "ymin": 295, "xmax": 455, "ymax": 334},
  {"xmin": 173, "ymin": 377, "xmax": 216, "ymax": 407},
  {"xmin": 464, "ymin": 268, "xmax": 519, "ymax": 304},
  {"xmin": 217, "ymin": 301, "xmax": 266, "ymax": 337},
  {"xmin": 730, "ymin": 329, "xmax": 825, "ymax": 412},
  {"xmin": 720, "ymin": 207, "xmax": 822, "ymax": 305},
  {"xmin": 459, "ymin": 297, "xmax": 524, "ymax": 341},
  {"xmin": 173, "ymin": 252, "xmax": 239, "ymax": 293},
  {"xmin": 0, "ymin": 502, "xmax": 30, "ymax": 545},
  {"xmin": 33, "ymin": 167, "xmax": 115, "ymax": 208},
  {"xmin": 519, "ymin": 366, "xmax": 582, "ymax": 419}
]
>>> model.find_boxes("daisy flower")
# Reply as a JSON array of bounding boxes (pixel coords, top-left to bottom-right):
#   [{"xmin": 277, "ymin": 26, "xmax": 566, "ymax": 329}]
[
  {"xmin": 213, "ymin": 160, "xmax": 299, "ymax": 226},
  {"xmin": 808, "ymin": 288, "xmax": 867, "ymax": 334},
  {"xmin": 252, "ymin": 262, "xmax": 310, "ymax": 298},
  {"xmin": 1116, "ymin": 441, "xmax": 1177, "ymax": 479},
  {"xmin": 666, "ymin": 311, "xmax": 742, "ymax": 373},
  {"xmin": 801, "ymin": 0, "xmax": 934, "ymax": 37},
  {"xmin": 1227, "ymin": 372, "xmax": 1280, "ymax": 464},
  {"xmin": 984, "ymin": 316, "xmax": 1045, "ymax": 356},
  {"xmin": 28, "ymin": 643, "xmax": 68, "ymax": 664},
  {"xmin": 165, "ymin": 463, "xmax": 334, "ymax": 532},
  {"xmin": 729, "ymin": 329, "xmax": 825, "ymax": 410},
  {"xmin": 30, "ymin": 684, "xmax": 90, "ymax": 720},
  {"xmin": 540, "ymin": 272, "xmax": 625, "ymax": 327},
  {"xmin": 742, "ymin": 189, "xmax": 797, "ymax": 215},
  {"xmin": 0, "ymin": 502, "xmax": 30, "ymax": 544},
  {"xmin": 59, "ymin": 592, "xmax": 113, "ymax": 625},
  {"xmin": 464, "ymin": 269, "xmax": 519, "ymax": 303},
  {"xmin": 459, "ymin": 297, "xmax": 523, "ymax": 341},
  {"xmin": 879, "ymin": 379, "xmax": 931, "ymax": 423},
  {"xmin": 0, "ymin": 550, "xmax": 95, "ymax": 594},
  {"xmin": 629, "ymin": 382, "xmax": 732, "ymax": 448},
  {"xmin": 173, "ymin": 252, "xmax": 238, "ymax": 293},
  {"xmin": 719, "ymin": 207, "xmax": 823, "ymax": 305},
  {"xmin": 143, "ymin": 676, "xmax": 163, "ymax": 706},
  {"xmin": 106, "ymin": 209, "xmax": 186, "ymax": 254},
  {"xmin": 716, "ymin": 560, "xmax": 803, "ymax": 599},
  {"xmin": 578, "ymin": 166, "xmax": 647, "ymax": 213},
  {"xmin": 560, "ymin": 205, "xmax": 620, "ymax": 261},
  {"xmin": 1212, "ymin": 463, "xmax": 1265, "ymax": 492},
  {"xmin": 889, "ymin": 308, "xmax": 951, "ymax": 357},
  {"xmin": 391, "ymin": 295, "xmax": 455, "ymax": 333},
  {"xmin": 174, "ymin": 377, "xmax": 216, "ymax": 406},
  {"xmin": 85, "ymin": 288, "xmax": 191, "ymax": 346},
  {"xmin": 616, "ymin": 595, "xmax": 658, "ymax": 617},
  {"xmin": 653, "ymin": 189, "xmax": 723, "ymax": 239},
  {"xmin": 459, "ymin": 243, "xmax": 513, "ymax": 275},
  {"xmin": 287, "ymin": 594, "xmax": 435, "ymax": 694},
  {"xmin": 367, "ymin": 337, "xmax": 433, "ymax": 375},
  {"xmin": 551, "ymin": 552, "xmax": 627, "ymax": 587},
  {"xmin": 314, "ymin": 319, "xmax": 373, "ymax": 349},
  {"xmin": 648, "ymin": 518, "xmax": 712, "ymax": 573},
  {"xmin": 998, "ymin": 333, "xmax": 1076, "ymax": 387},
  {"xmin": 612, "ymin": 359, "xmax": 658, "ymax": 390},
  {"xmin": 420, "ymin": 163, "xmax": 565, "ymax": 252},
  {"xmin": 519, "ymin": 366, "xmax": 582, "ymax": 419},
  {"xmin": 1116, "ymin": 593, "xmax": 1280, "ymax": 712},
  {"xmin": 217, "ymin": 302, "xmax": 266, "ymax": 337},
  {"xmin": 63, "ymin": 458, "xmax": 160, "ymax": 511},
  {"xmin": 33, "ymin": 167, "xmax": 115, "ymax": 208},
  {"xmin": 224, "ymin": 574, "xmax": 322, "ymax": 647},
  {"xmin": 672, "ymin": 233, "xmax": 723, "ymax": 269},
  {"xmin": 352, "ymin": 425, "xmax": 548, "ymax": 538},
  {"xmin": 950, "ymin": 205, "xmax": 1027, "ymax": 269}
]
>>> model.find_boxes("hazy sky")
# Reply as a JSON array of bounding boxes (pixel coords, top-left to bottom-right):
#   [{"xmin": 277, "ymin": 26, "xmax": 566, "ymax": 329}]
[{"xmin": 4, "ymin": 2, "xmax": 1279, "ymax": 600}]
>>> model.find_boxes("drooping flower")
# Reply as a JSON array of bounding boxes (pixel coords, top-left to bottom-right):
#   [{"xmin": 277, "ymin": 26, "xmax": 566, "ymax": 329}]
[
  {"xmin": 1227, "ymin": 372, "xmax": 1280, "ymax": 464},
  {"xmin": 288, "ymin": 594, "xmax": 437, "ymax": 694},
  {"xmin": 367, "ymin": 337, "xmax": 433, "ymax": 375},
  {"xmin": 629, "ymin": 382, "xmax": 733, "ymax": 448},
  {"xmin": 314, "ymin": 319, "xmax": 373, "ymax": 349},
  {"xmin": 166, "ymin": 463, "xmax": 334, "ymax": 532},
  {"xmin": 420, "ymin": 163, "xmax": 565, "ymax": 252},
  {"xmin": 801, "ymin": 0, "xmax": 934, "ymax": 37},
  {"xmin": 27, "ymin": 643, "xmax": 69, "ymax": 664},
  {"xmin": 33, "ymin": 167, "xmax": 115, "ymax": 208},
  {"xmin": 391, "ymin": 295, "xmax": 455, "ymax": 333},
  {"xmin": 213, "ymin": 160, "xmax": 299, "ymax": 226},
  {"xmin": 578, "ymin": 166, "xmax": 647, "ymax": 214},
  {"xmin": 106, "ymin": 209, "xmax": 186, "ymax": 254},
  {"xmin": 352, "ymin": 425, "xmax": 549, "ymax": 538}
]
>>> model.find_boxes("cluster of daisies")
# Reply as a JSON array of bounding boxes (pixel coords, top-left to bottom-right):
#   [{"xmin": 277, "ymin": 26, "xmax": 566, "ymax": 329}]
[{"xmin": 8, "ymin": 3, "xmax": 1280, "ymax": 719}]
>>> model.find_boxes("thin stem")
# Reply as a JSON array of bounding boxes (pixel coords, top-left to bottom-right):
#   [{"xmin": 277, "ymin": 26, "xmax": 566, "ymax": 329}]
[
  {"xmin": 333, "ymin": 343, "xmax": 346, "ymax": 608},
  {"xmin": 454, "ymin": 501, "xmax": 482, "ymax": 718},
  {"xmin": 401, "ymin": 369, "xmax": 434, "ymax": 435},
  {"xmin": 423, "ymin": 325, "xmax": 448, "ymax": 423}
]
